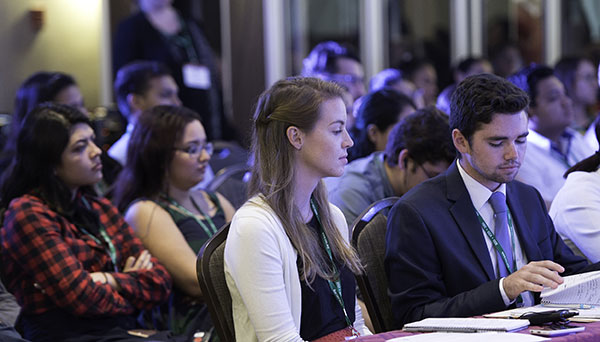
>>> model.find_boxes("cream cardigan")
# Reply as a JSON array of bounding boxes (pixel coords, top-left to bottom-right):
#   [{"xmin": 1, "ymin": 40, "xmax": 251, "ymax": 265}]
[{"xmin": 224, "ymin": 195, "xmax": 370, "ymax": 342}]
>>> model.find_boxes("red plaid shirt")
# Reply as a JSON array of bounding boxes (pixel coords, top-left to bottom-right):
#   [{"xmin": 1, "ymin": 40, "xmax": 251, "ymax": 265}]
[{"xmin": 0, "ymin": 192, "xmax": 172, "ymax": 316}]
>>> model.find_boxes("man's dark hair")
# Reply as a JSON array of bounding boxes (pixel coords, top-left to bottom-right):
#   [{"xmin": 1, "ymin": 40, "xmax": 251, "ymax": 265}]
[
  {"xmin": 456, "ymin": 56, "xmax": 487, "ymax": 75},
  {"xmin": 301, "ymin": 41, "xmax": 361, "ymax": 76},
  {"xmin": 385, "ymin": 106, "xmax": 456, "ymax": 167},
  {"xmin": 508, "ymin": 64, "xmax": 554, "ymax": 107},
  {"xmin": 114, "ymin": 61, "xmax": 171, "ymax": 119},
  {"xmin": 398, "ymin": 58, "xmax": 434, "ymax": 82},
  {"xmin": 450, "ymin": 73, "xmax": 529, "ymax": 142},
  {"xmin": 348, "ymin": 88, "xmax": 415, "ymax": 162}
]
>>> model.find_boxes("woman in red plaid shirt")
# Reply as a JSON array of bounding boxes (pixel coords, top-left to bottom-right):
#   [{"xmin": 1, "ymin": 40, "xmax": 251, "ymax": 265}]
[{"xmin": 0, "ymin": 103, "xmax": 181, "ymax": 341}]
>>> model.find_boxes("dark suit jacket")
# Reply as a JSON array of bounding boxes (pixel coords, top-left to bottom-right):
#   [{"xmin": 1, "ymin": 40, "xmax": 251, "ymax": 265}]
[{"xmin": 385, "ymin": 162, "xmax": 598, "ymax": 328}]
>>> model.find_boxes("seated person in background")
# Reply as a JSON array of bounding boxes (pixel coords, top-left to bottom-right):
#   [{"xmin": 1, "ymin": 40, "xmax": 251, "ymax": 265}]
[
  {"xmin": 369, "ymin": 68, "xmax": 425, "ymax": 109},
  {"xmin": 1, "ymin": 72, "xmax": 84, "ymax": 166},
  {"xmin": 554, "ymin": 56, "xmax": 598, "ymax": 134},
  {"xmin": 398, "ymin": 59, "xmax": 438, "ymax": 107},
  {"xmin": 385, "ymin": 73, "xmax": 600, "ymax": 328},
  {"xmin": 0, "ymin": 104, "xmax": 175, "ymax": 342},
  {"xmin": 225, "ymin": 77, "xmax": 371, "ymax": 341},
  {"xmin": 550, "ymin": 122, "xmax": 600, "ymax": 262},
  {"xmin": 509, "ymin": 65, "xmax": 594, "ymax": 207},
  {"xmin": 111, "ymin": 61, "xmax": 215, "ymax": 188},
  {"xmin": 437, "ymin": 56, "xmax": 493, "ymax": 114},
  {"xmin": 347, "ymin": 89, "xmax": 416, "ymax": 162},
  {"xmin": 1, "ymin": 71, "xmax": 121, "ymax": 191},
  {"xmin": 110, "ymin": 61, "xmax": 181, "ymax": 166},
  {"xmin": 113, "ymin": 105, "xmax": 234, "ymax": 337},
  {"xmin": 302, "ymin": 41, "xmax": 366, "ymax": 101},
  {"xmin": 329, "ymin": 106, "xmax": 455, "ymax": 226}
]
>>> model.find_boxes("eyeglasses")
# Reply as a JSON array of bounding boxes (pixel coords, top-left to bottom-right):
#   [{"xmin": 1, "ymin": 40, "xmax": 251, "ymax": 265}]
[{"xmin": 174, "ymin": 142, "xmax": 214, "ymax": 156}]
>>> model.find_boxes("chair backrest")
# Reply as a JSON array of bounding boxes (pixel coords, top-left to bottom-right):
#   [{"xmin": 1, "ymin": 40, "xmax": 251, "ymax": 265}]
[
  {"xmin": 209, "ymin": 140, "xmax": 249, "ymax": 175},
  {"xmin": 197, "ymin": 223, "xmax": 235, "ymax": 342},
  {"xmin": 563, "ymin": 238, "xmax": 589, "ymax": 261},
  {"xmin": 207, "ymin": 163, "xmax": 251, "ymax": 209},
  {"xmin": 351, "ymin": 197, "xmax": 400, "ymax": 333}
]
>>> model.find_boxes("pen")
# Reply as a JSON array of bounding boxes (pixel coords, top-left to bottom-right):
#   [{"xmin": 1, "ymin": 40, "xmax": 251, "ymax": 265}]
[{"xmin": 542, "ymin": 303, "xmax": 593, "ymax": 309}]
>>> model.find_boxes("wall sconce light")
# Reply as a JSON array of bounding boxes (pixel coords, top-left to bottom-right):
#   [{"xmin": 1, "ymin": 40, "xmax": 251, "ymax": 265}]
[{"xmin": 29, "ymin": 6, "xmax": 45, "ymax": 31}]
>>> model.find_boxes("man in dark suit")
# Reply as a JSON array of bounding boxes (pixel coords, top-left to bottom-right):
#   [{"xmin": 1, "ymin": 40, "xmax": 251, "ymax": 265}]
[{"xmin": 385, "ymin": 73, "xmax": 599, "ymax": 328}]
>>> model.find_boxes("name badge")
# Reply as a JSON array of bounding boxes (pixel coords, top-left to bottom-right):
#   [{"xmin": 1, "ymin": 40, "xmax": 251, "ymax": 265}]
[{"xmin": 182, "ymin": 64, "xmax": 211, "ymax": 89}]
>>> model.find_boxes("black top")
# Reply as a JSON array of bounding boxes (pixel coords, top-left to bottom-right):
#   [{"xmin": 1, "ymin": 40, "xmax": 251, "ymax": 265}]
[
  {"xmin": 298, "ymin": 216, "xmax": 356, "ymax": 340},
  {"xmin": 112, "ymin": 12, "xmax": 228, "ymax": 141}
]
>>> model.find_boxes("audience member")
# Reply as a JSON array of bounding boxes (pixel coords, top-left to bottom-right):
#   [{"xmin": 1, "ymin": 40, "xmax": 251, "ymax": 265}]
[
  {"xmin": 348, "ymin": 89, "xmax": 416, "ymax": 162},
  {"xmin": 113, "ymin": 105, "xmax": 234, "ymax": 338},
  {"xmin": 369, "ymin": 68, "xmax": 425, "ymax": 109},
  {"xmin": 491, "ymin": 44, "xmax": 524, "ymax": 78},
  {"xmin": 437, "ymin": 57, "xmax": 493, "ymax": 114},
  {"xmin": 0, "ymin": 71, "xmax": 121, "ymax": 189},
  {"xmin": 330, "ymin": 106, "xmax": 455, "ymax": 226},
  {"xmin": 510, "ymin": 65, "xmax": 594, "ymax": 207},
  {"xmin": 110, "ymin": 61, "xmax": 181, "ymax": 166},
  {"xmin": 0, "ymin": 103, "xmax": 177, "ymax": 341},
  {"xmin": 302, "ymin": 41, "xmax": 366, "ymax": 101},
  {"xmin": 113, "ymin": 0, "xmax": 227, "ymax": 141},
  {"xmin": 224, "ymin": 77, "xmax": 370, "ymax": 341},
  {"xmin": 550, "ymin": 122, "xmax": 600, "ymax": 262},
  {"xmin": 385, "ymin": 73, "xmax": 599, "ymax": 327},
  {"xmin": 1, "ymin": 72, "xmax": 84, "ymax": 161},
  {"xmin": 555, "ymin": 56, "xmax": 599, "ymax": 133},
  {"xmin": 398, "ymin": 59, "xmax": 438, "ymax": 106}
]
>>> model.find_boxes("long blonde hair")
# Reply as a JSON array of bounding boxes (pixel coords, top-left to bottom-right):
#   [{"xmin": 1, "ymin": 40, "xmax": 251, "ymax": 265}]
[{"xmin": 249, "ymin": 77, "xmax": 363, "ymax": 283}]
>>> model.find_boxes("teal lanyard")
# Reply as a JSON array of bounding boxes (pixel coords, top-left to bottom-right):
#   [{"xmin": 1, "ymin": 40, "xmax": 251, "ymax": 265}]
[
  {"xmin": 80, "ymin": 197, "xmax": 119, "ymax": 272},
  {"xmin": 161, "ymin": 194, "xmax": 218, "ymax": 237},
  {"xmin": 476, "ymin": 209, "xmax": 523, "ymax": 305},
  {"xmin": 310, "ymin": 197, "xmax": 359, "ymax": 337},
  {"xmin": 165, "ymin": 17, "xmax": 200, "ymax": 63}
]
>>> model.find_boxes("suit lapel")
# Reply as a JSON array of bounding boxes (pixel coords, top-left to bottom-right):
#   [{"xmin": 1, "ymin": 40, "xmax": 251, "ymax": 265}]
[
  {"xmin": 446, "ymin": 163, "xmax": 496, "ymax": 280},
  {"xmin": 506, "ymin": 182, "xmax": 543, "ymax": 261}
]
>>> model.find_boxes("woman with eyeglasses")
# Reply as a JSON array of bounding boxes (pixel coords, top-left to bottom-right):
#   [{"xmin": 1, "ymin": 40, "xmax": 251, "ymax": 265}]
[{"xmin": 113, "ymin": 105, "xmax": 234, "ymax": 339}]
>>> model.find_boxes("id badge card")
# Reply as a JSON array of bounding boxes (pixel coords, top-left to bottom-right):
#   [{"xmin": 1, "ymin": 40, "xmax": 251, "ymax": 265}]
[{"xmin": 183, "ymin": 64, "xmax": 211, "ymax": 89}]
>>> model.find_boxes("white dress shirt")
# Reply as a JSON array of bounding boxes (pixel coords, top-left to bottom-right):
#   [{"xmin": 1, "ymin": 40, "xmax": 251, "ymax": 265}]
[
  {"xmin": 457, "ymin": 160, "xmax": 533, "ymax": 307},
  {"xmin": 550, "ymin": 169, "xmax": 600, "ymax": 262},
  {"xmin": 516, "ymin": 128, "xmax": 594, "ymax": 204}
]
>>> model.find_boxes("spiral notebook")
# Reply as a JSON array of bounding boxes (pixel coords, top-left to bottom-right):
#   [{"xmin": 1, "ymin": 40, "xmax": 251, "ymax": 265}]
[{"xmin": 403, "ymin": 317, "xmax": 530, "ymax": 333}]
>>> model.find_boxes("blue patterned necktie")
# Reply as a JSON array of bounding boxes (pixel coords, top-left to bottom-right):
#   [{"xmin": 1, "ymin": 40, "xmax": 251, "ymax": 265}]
[{"xmin": 489, "ymin": 192, "xmax": 512, "ymax": 277}]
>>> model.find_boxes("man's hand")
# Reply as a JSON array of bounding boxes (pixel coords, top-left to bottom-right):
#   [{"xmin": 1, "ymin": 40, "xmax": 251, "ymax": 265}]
[{"xmin": 503, "ymin": 260, "xmax": 565, "ymax": 300}]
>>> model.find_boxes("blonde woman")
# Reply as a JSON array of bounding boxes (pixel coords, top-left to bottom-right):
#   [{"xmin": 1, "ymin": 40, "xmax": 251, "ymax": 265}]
[{"xmin": 224, "ymin": 77, "xmax": 371, "ymax": 341}]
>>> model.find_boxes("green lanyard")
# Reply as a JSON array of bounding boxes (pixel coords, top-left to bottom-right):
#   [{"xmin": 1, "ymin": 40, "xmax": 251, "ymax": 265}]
[
  {"xmin": 165, "ymin": 17, "xmax": 200, "ymax": 63},
  {"xmin": 476, "ymin": 209, "xmax": 523, "ymax": 305},
  {"xmin": 161, "ymin": 194, "xmax": 218, "ymax": 237},
  {"xmin": 80, "ymin": 197, "xmax": 119, "ymax": 272},
  {"xmin": 310, "ymin": 197, "xmax": 359, "ymax": 337}
]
